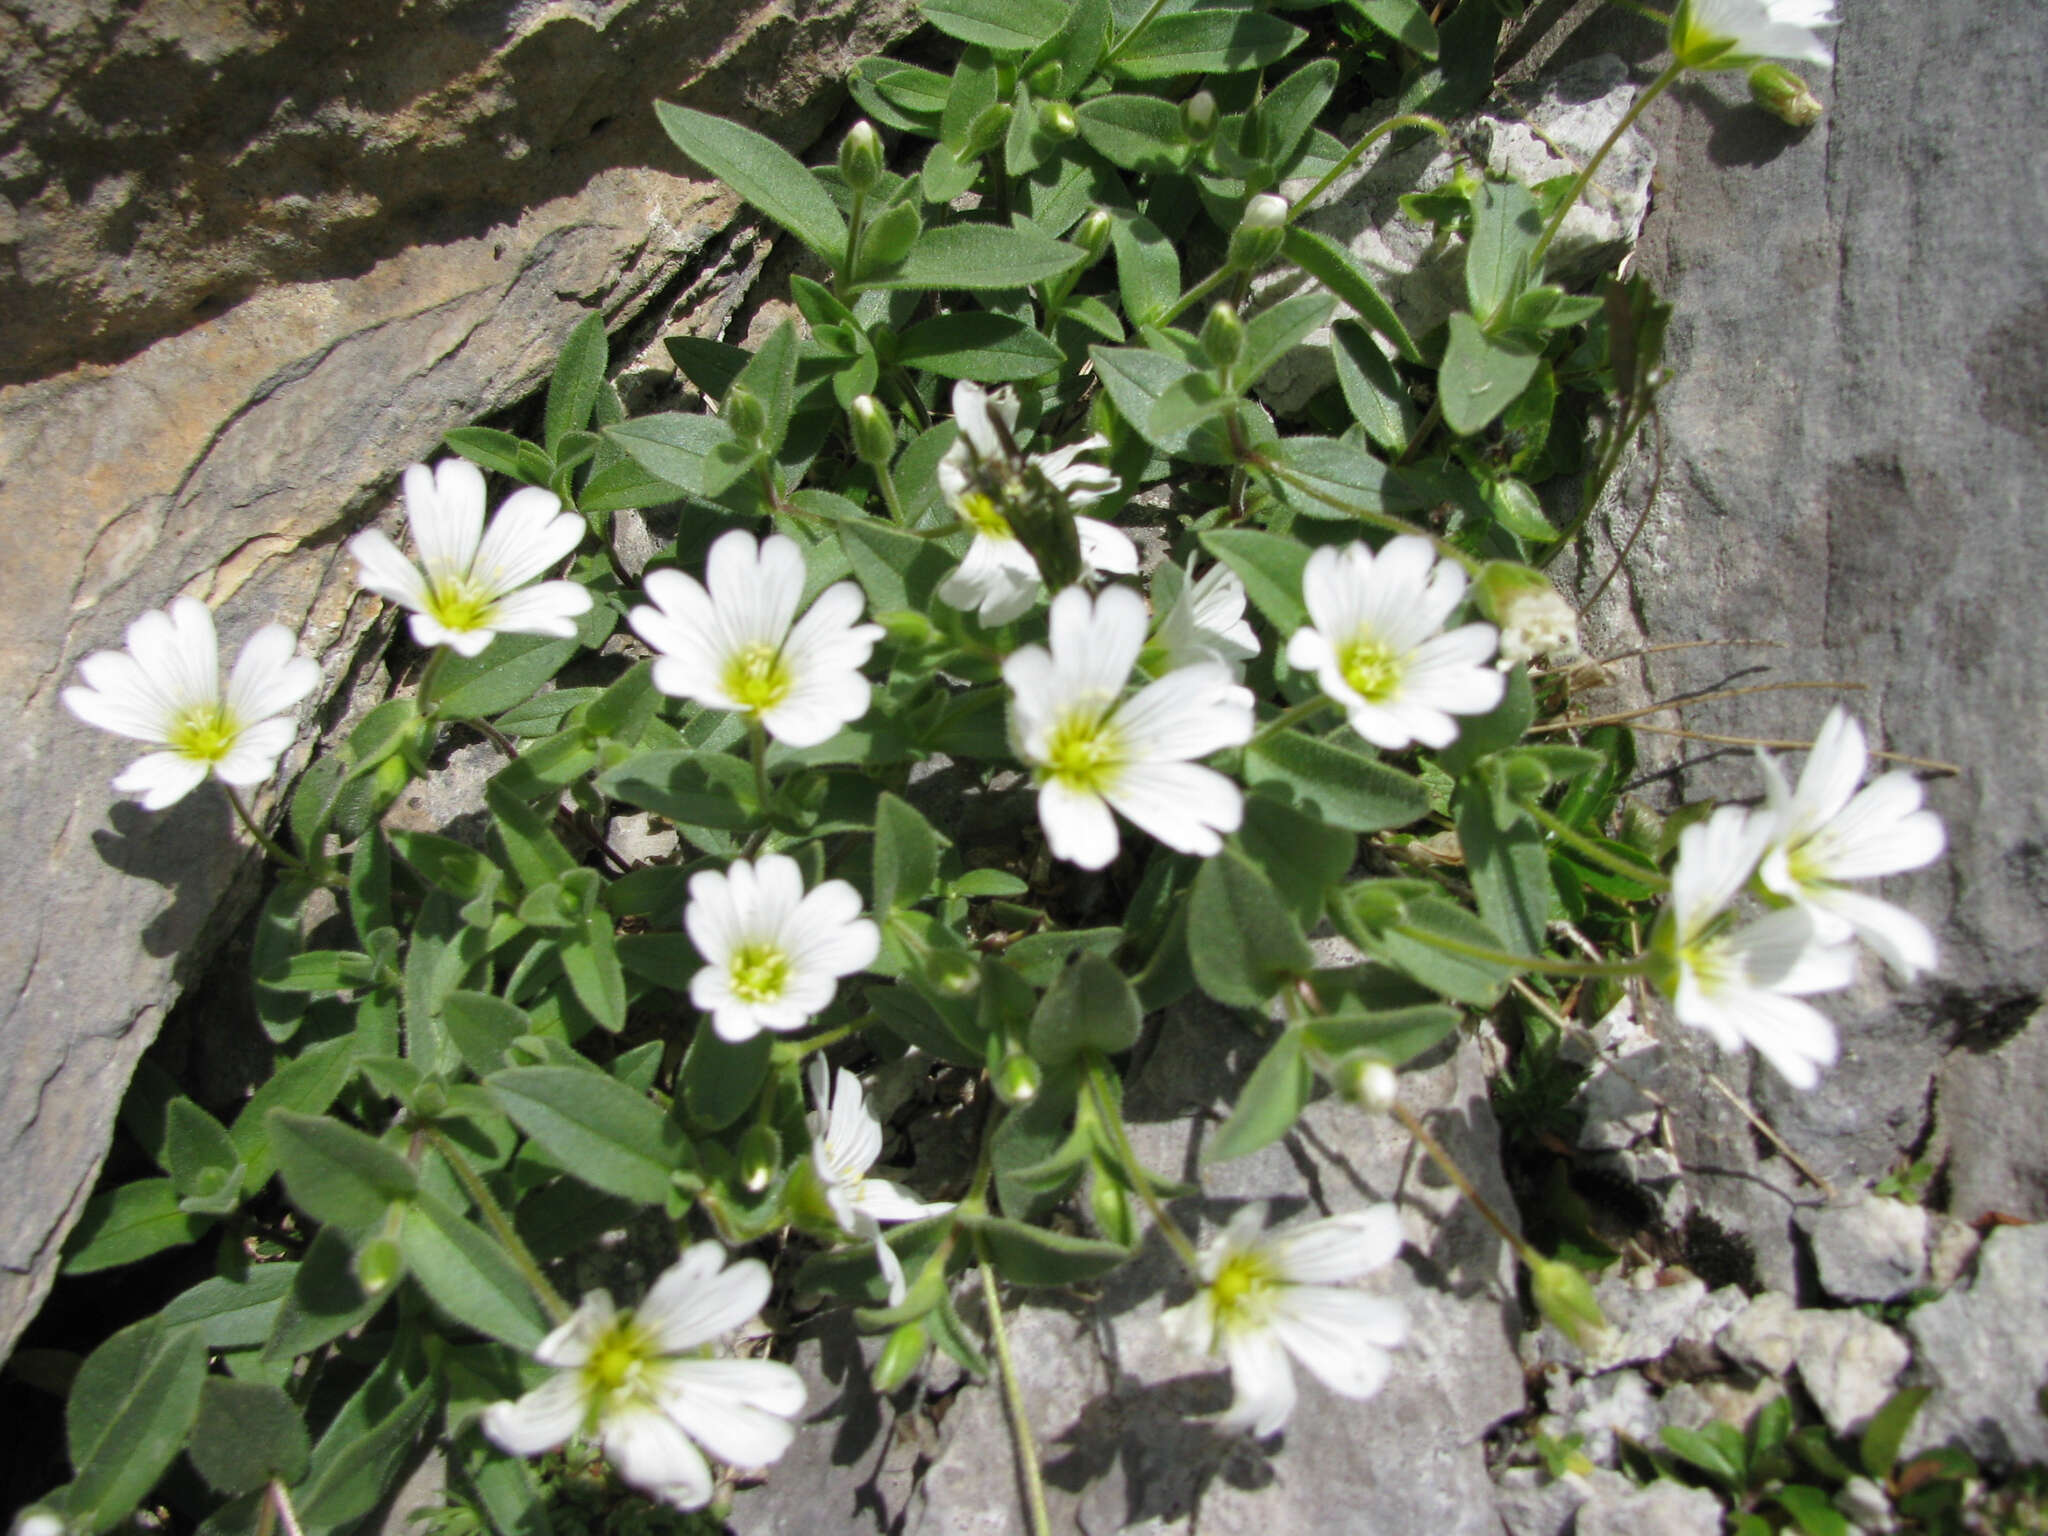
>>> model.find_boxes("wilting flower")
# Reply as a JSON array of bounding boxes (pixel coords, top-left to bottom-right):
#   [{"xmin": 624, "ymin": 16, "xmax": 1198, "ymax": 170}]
[
  {"xmin": 1161, "ymin": 1203, "xmax": 1409, "ymax": 1437},
  {"xmin": 1005, "ymin": 585, "xmax": 1254, "ymax": 870},
  {"xmin": 1650, "ymin": 804, "xmax": 1855, "ymax": 1090},
  {"xmin": 62, "ymin": 597, "xmax": 320, "ymax": 810},
  {"xmin": 936, "ymin": 381, "xmax": 1135, "ymax": 626},
  {"xmin": 798, "ymin": 1058, "xmax": 954, "ymax": 1303},
  {"xmin": 1670, "ymin": 0, "xmax": 1836, "ymax": 69},
  {"xmin": 685, "ymin": 854, "xmax": 880, "ymax": 1041},
  {"xmin": 1754, "ymin": 708, "xmax": 1946, "ymax": 979},
  {"xmin": 349, "ymin": 459, "xmax": 591, "ymax": 658},
  {"xmin": 482, "ymin": 1243, "xmax": 804, "ymax": 1511},
  {"xmin": 1477, "ymin": 564, "xmax": 1580, "ymax": 669},
  {"xmin": 1285, "ymin": 537, "xmax": 1505, "ymax": 751},
  {"xmin": 631, "ymin": 530, "xmax": 882, "ymax": 748},
  {"xmin": 1155, "ymin": 559, "xmax": 1260, "ymax": 678}
]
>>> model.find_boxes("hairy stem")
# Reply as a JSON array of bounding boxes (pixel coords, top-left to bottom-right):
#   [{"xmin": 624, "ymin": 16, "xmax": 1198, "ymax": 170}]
[
  {"xmin": 1391, "ymin": 1101, "xmax": 1540, "ymax": 1268},
  {"xmin": 977, "ymin": 1249, "xmax": 1053, "ymax": 1536},
  {"xmin": 424, "ymin": 1126, "xmax": 574, "ymax": 1325},
  {"xmin": 1529, "ymin": 60, "xmax": 1686, "ymax": 269}
]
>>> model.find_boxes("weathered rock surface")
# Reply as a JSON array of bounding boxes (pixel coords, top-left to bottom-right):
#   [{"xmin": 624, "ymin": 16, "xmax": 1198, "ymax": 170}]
[
  {"xmin": 1800, "ymin": 1195, "xmax": 1930, "ymax": 1303},
  {"xmin": 734, "ymin": 1007, "xmax": 1526, "ymax": 1534},
  {"xmin": 0, "ymin": 0, "xmax": 918, "ymax": 1356},
  {"xmin": 1905, "ymin": 1222, "xmax": 2048, "ymax": 1466}
]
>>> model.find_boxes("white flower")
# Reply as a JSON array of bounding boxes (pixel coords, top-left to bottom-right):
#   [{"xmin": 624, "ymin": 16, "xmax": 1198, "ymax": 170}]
[
  {"xmin": 349, "ymin": 459, "xmax": 592, "ymax": 658},
  {"xmin": 804, "ymin": 1058, "xmax": 954, "ymax": 1303},
  {"xmin": 1754, "ymin": 708, "xmax": 1947, "ymax": 980},
  {"xmin": 1494, "ymin": 583, "xmax": 1580, "ymax": 670},
  {"xmin": 62, "ymin": 597, "xmax": 320, "ymax": 811},
  {"xmin": 1005, "ymin": 585, "xmax": 1255, "ymax": 871},
  {"xmin": 482, "ymin": 1243, "xmax": 805, "ymax": 1511},
  {"xmin": 1161, "ymin": 1203, "xmax": 1408, "ymax": 1438},
  {"xmin": 1155, "ymin": 559, "xmax": 1260, "ymax": 678},
  {"xmin": 1671, "ymin": 0, "xmax": 1836, "ymax": 68},
  {"xmin": 631, "ymin": 529, "xmax": 882, "ymax": 749},
  {"xmin": 685, "ymin": 854, "xmax": 880, "ymax": 1041},
  {"xmin": 1653, "ymin": 804, "xmax": 1856, "ymax": 1090},
  {"xmin": 1284, "ymin": 537, "xmax": 1505, "ymax": 751},
  {"xmin": 936, "ymin": 381, "xmax": 1135, "ymax": 626}
]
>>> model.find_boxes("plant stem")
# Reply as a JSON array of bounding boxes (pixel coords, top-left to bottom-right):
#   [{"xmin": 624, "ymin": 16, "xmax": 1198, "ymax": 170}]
[
  {"xmin": 1529, "ymin": 60, "xmax": 1686, "ymax": 270},
  {"xmin": 1083, "ymin": 1055, "xmax": 1202, "ymax": 1274},
  {"xmin": 1159, "ymin": 264, "xmax": 1232, "ymax": 328},
  {"xmin": 749, "ymin": 717, "xmax": 774, "ymax": 819},
  {"xmin": 415, "ymin": 647, "xmax": 450, "ymax": 716},
  {"xmin": 1529, "ymin": 678, "xmax": 1866, "ymax": 734},
  {"xmin": 1392, "ymin": 399, "xmax": 1443, "ymax": 467},
  {"xmin": 977, "ymin": 1248, "xmax": 1053, "ymax": 1536},
  {"xmin": 874, "ymin": 457, "xmax": 910, "ymax": 525},
  {"xmin": 267, "ymin": 1480, "xmax": 309, "ymax": 1536},
  {"xmin": 424, "ymin": 1126, "xmax": 574, "ymax": 1325},
  {"xmin": 223, "ymin": 784, "xmax": 305, "ymax": 871},
  {"xmin": 1391, "ymin": 922, "xmax": 1646, "ymax": 978},
  {"xmin": 1520, "ymin": 801, "xmax": 1669, "ymax": 891},
  {"xmin": 1391, "ymin": 1100, "xmax": 1540, "ymax": 1268},
  {"xmin": 1290, "ymin": 114, "xmax": 1450, "ymax": 223},
  {"xmin": 1250, "ymin": 694, "xmax": 1332, "ymax": 746}
]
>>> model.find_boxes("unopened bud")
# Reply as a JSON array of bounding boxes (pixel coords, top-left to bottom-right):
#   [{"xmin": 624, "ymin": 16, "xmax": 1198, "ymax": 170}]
[
  {"xmin": 877, "ymin": 609, "xmax": 937, "ymax": 646},
  {"xmin": 1531, "ymin": 1258, "xmax": 1610, "ymax": 1351},
  {"xmin": 723, "ymin": 382, "xmax": 767, "ymax": 446},
  {"xmin": 1200, "ymin": 301, "xmax": 1244, "ymax": 370},
  {"xmin": 1336, "ymin": 1054, "xmax": 1400, "ymax": 1113},
  {"xmin": 354, "ymin": 1233, "xmax": 405, "ymax": 1297},
  {"xmin": 994, "ymin": 1051, "xmax": 1042, "ymax": 1105},
  {"xmin": 1073, "ymin": 209, "xmax": 1114, "ymax": 265},
  {"xmin": 1476, "ymin": 561, "xmax": 1579, "ymax": 669},
  {"xmin": 839, "ymin": 119, "xmax": 884, "ymax": 193},
  {"xmin": 1180, "ymin": 90, "xmax": 1218, "ymax": 145},
  {"xmin": 1040, "ymin": 101, "xmax": 1078, "ymax": 140},
  {"xmin": 1227, "ymin": 194, "xmax": 1289, "ymax": 270},
  {"xmin": 965, "ymin": 103, "xmax": 1013, "ymax": 158},
  {"xmin": 737, "ymin": 1124, "xmax": 782, "ymax": 1193},
  {"xmin": 873, "ymin": 1321, "xmax": 930, "ymax": 1392},
  {"xmin": 850, "ymin": 394, "xmax": 896, "ymax": 466},
  {"xmin": 1029, "ymin": 62, "xmax": 1065, "ymax": 96},
  {"xmin": 924, "ymin": 947, "xmax": 981, "ymax": 997},
  {"xmin": 1748, "ymin": 62, "xmax": 1823, "ymax": 127},
  {"xmin": 13, "ymin": 1509, "xmax": 67, "ymax": 1536}
]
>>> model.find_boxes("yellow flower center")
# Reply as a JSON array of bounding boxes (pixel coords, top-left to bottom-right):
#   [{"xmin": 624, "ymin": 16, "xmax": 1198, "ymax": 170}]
[
  {"xmin": 165, "ymin": 704, "xmax": 239, "ymax": 764},
  {"xmin": 1339, "ymin": 634, "xmax": 1405, "ymax": 703},
  {"xmin": 729, "ymin": 942, "xmax": 792, "ymax": 1003},
  {"xmin": 580, "ymin": 1314, "xmax": 658, "ymax": 1404},
  {"xmin": 1042, "ymin": 706, "xmax": 1122, "ymax": 795},
  {"xmin": 959, "ymin": 490, "xmax": 1015, "ymax": 540},
  {"xmin": 426, "ymin": 573, "xmax": 501, "ymax": 633},
  {"xmin": 1209, "ymin": 1248, "xmax": 1280, "ymax": 1330},
  {"xmin": 723, "ymin": 642, "xmax": 794, "ymax": 713}
]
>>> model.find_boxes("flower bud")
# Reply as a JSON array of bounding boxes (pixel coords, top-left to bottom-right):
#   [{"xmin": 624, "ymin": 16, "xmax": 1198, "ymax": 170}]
[
  {"xmin": 737, "ymin": 1124, "xmax": 782, "ymax": 1193},
  {"xmin": 849, "ymin": 394, "xmax": 896, "ymax": 466},
  {"xmin": 1073, "ymin": 209, "xmax": 1114, "ymax": 266},
  {"xmin": 1029, "ymin": 61, "xmax": 1065, "ymax": 97},
  {"xmin": 877, "ymin": 609, "xmax": 938, "ymax": 646},
  {"xmin": 994, "ymin": 1050, "xmax": 1042, "ymax": 1105},
  {"xmin": 965, "ymin": 103, "xmax": 1014, "ymax": 158},
  {"xmin": 1090, "ymin": 1166, "xmax": 1136, "ymax": 1248},
  {"xmin": 1335, "ymin": 1053, "xmax": 1400, "ymax": 1113},
  {"xmin": 1040, "ymin": 101, "xmax": 1078, "ymax": 141},
  {"xmin": 354, "ymin": 1232, "xmax": 405, "ymax": 1297},
  {"xmin": 723, "ymin": 382, "xmax": 767, "ymax": 446},
  {"xmin": 872, "ymin": 1321, "xmax": 931, "ymax": 1392},
  {"xmin": 1200, "ymin": 301, "xmax": 1244, "ymax": 371},
  {"xmin": 1180, "ymin": 90, "xmax": 1218, "ymax": 146},
  {"xmin": 1476, "ymin": 561, "xmax": 1580, "ymax": 669},
  {"xmin": 1748, "ymin": 62, "xmax": 1824, "ymax": 127},
  {"xmin": 839, "ymin": 119, "xmax": 884, "ymax": 193},
  {"xmin": 1226, "ymin": 194, "xmax": 1289, "ymax": 271},
  {"xmin": 1531, "ymin": 1258, "xmax": 1610, "ymax": 1350},
  {"xmin": 13, "ymin": 1509, "xmax": 67, "ymax": 1536},
  {"xmin": 923, "ymin": 947, "xmax": 981, "ymax": 997}
]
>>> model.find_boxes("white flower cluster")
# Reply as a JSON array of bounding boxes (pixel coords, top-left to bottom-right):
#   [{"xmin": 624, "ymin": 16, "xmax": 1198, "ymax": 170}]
[{"xmin": 1652, "ymin": 707, "xmax": 1946, "ymax": 1088}]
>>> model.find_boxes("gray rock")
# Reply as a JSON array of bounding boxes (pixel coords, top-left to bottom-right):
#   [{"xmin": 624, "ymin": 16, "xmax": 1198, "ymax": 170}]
[
  {"xmin": 1256, "ymin": 54, "xmax": 1655, "ymax": 413},
  {"xmin": 1537, "ymin": 1367, "xmax": 1661, "ymax": 1467},
  {"xmin": 1659, "ymin": 1379, "xmax": 1785, "ymax": 1437},
  {"xmin": 1493, "ymin": 1466, "xmax": 1610, "ymax": 1536},
  {"xmin": 1925, "ymin": 1215, "xmax": 1982, "ymax": 1292},
  {"xmin": 1905, "ymin": 1222, "xmax": 2048, "ymax": 1465},
  {"xmin": 1574, "ymin": 1476, "xmax": 1724, "ymax": 1536},
  {"xmin": 1521, "ymin": 1270, "xmax": 1711, "ymax": 1374},
  {"xmin": 1795, "ymin": 1312, "xmax": 1910, "ymax": 1437},
  {"xmin": 1801, "ymin": 1196, "xmax": 1930, "ymax": 1302},
  {"xmin": 1930, "ymin": 1003, "xmax": 2048, "ymax": 1225},
  {"xmin": 1716, "ymin": 1291, "xmax": 1803, "ymax": 1378}
]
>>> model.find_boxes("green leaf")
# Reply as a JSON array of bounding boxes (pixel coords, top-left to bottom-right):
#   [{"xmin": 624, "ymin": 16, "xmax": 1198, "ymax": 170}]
[
  {"xmin": 1457, "ymin": 773, "xmax": 1553, "ymax": 956},
  {"xmin": 873, "ymin": 792, "xmax": 947, "ymax": 912},
  {"xmin": 598, "ymin": 748, "xmax": 757, "ymax": 829},
  {"xmin": 268, "ymin": 1110, "xmax": 418, "ymax": 1233},
  {"xmin": 967, "ymin": 1214, "xmax": 1130, "ymax": 1284},
  {"xmin": 1109, "ymin": 213, "xmax": 1180, "ymax": 326},
  {"xmin": 65, "ymin": 1316, "xmax": 207, "ymax": 1535},
  {"xmin": 1147, "ymin": 372, "xmax": 1230, "ymax": 438},
  {"xmin": 1109, "ymin": 6, "xmax": 1306, "ymax": 78},
  {"xmin": 1304, "ymin": 1004, "xmax": 1459, "ymax": 1065},
  {"xmin": 1187, "ymin": 852, "xmax": 1314, "ymax": 1008},
  {"xmin": 839, "ymin": 515, "xmax": 955, "ymax": 615},
  {"xmin": 1267, "ymin": 433, "xmax": 1424, "ymax": 519},
  {"xmin": 431, "ymin": 628, "xmax": 600, "ymax": 724},
  {"xmin": 443, "ymin": 426, "xmax": 532, "ymax": 480},
  {"xmin": 485, "ymin": 780, "xmax": 577, "ymax": 893},
  {"xmin": 680, "ymin": 1029, "xmax": 771, "ymax": 1132},
  {"xmin": 389, "ymin": 829, "xmax": 501, "ymax": 903},
  {"xmin": 1440, "ymin": 311, "xmax": 1543, "ymax": 436},
  {"xmin": 441, "ymin": 990, "xmax": 532, "ymax": 1077},
  {"xmin": 401, "ymin": 1190, "xmax": 549, "ymax": 1348},
  {"xmin": 1238, "ymin": 293, "xmax": 1336, "ymax": 389},
  {"xmin": 862, "ymin": 220, "xmax": 1083, "ymax": 291},
  {"xmin": 1483, "ymin": 474, "xmax": 1555, "ymax": 542},
  {"xmin": 896, "ymin": 310, "xmax": 1065, "ymax": 382},
  {"xmin": 294, "ymin": 1374, "xmax": 434, "ymax": 1531},
  {"xmin": 558, "ymin": 912, "xmax": 628, "ymax": 1033},
  {"xmin": 164, "ymin": 1098, "xmax": 242, "ymax": 1206},
  {"xmin": 580, "ymin": 454, "xmax": 689, "ymax": 512},
  {"xmin": 655, "ymin": 103, "xmax": 848, "ymax": 263},
  {"xmin": 1464, "ymin": 179, "xmax": 1541, "ymax": 327},
  {"xmin": 488, "ymin": 1065, "xmax": 684, "ymax": 1204},
  {"xmin": 1200, "ymin": 528, "xmax": 1308, "ymax": 631},
  {"xmin": 230, "ymin": 1037, "xmax": 357, "ymax": 1192},
  {"xmin": 1093, "ymin": 345, "xmax": 1259, "ymax": 463},
  {"xmin": 265, "ymin": 1226, "xmax": 386, "ymax": 1362},
  {"xmin": 544, "ymin": 311, "xmax": 608, "ymax": 454},
  {"xmin": 1028, "ymin": 953, "xmax": 1142, "ymax": 1064},
  {"xmin": 1337, "ymin": 889, "xmax": 1512, "ymax": 1007},
  {"xmin": 1253, "ymin": 57, "xmax": 1339, "ymax": 167},
  {"xmin": 1659, "ymin": 1424, "xmax": 1745, "ymax": 1490},
  {"xmin": 190, "ymin": 1379, "xmax": 310, "ymax": 1495},
  {"xmin": 1345, "ymin": 0, "xmax": 1438, "ymax": 55},
  {"xmin": 160, "ymin": 1263, "xmax": 299, "ymax": 1350},
  {"xmin": 1773, "ymin": 1485, "xmax": 1850, "ymax": 1536},
  {"xmin": 1075, "ymin": 95, "xmax": 1187, "ymax": 175},
  {"xmin": 61, "ymin": 1179, "xmax": 213, "ymax": 1275},
  {"xmin": 921, "ymin": 0, "xmax": 1067, "ymax": 50},
  {"xmin": 1282, "ymin": 226, "xmax": 1420, "ymax": 362},
  {"xmin": 1233, "ymin": 794, "xmax": 1352, "ymax": 926},
  {"xmin": 1332, "ymin": 320, "xmax": 1418, "ymax": 454},
  {"xmin": 1859, "ymin": 1385, "xmax": 1931, "ymax": 1481},
  {"xmin": 732, "ymin": 317, "xmax": 804, "ymax": 452},
  {"xmin": 607, "ymin": 410, "xmax": 730, "ymax": 496},
  {"xmin": 1244, "ymin": 730, "xmax": 1429, "ymax": 833},
  {"xmin": 1206, "ymin": 1027, "xmax": 1314, "ymax": 1162},
  {"xmin": 1002, "ymin": 927, "xmax": 1122, "ymax": 987}
]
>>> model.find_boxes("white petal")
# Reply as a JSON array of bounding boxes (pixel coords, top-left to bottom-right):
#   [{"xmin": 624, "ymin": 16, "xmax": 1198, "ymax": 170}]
[
  {"xmin": 486, "ymin": 582, "xmax": 593, "ymax": 638},
  {"xmin": 1270, "ymin": 1291, "xmax": 1401, "ymax": 1402},
  {"xmin": 1076, "ymin": 517, "xmax": 1138, "ymax": 576},
  {"xmin": 1805, "ymin": 886, "xmax": 1939, "ymax": 980},
  {"xmin": 409, "ymin": 460, "xmax": 488, "ymax": 583},
  {"xmin": 64, "ymin": 651, "xmax": 172, "ymax": 742},
  {"xmin": 470, "ymin": 488, "xmax": 580, "ymax": 595},
  {"xmin": 213, "ymin": 717, "xmax": 297, "ymax": 786},
  {"xmin": 1112, "ymin": 666, "xmax": 1256, "ymax": 762},
  {"xmin": 534, "ymin": 1290, "xmax": 615, "ymax": 1368},
  {"xmin": 349, "ymin": 529, "xmax": 432, "ymax": 612},
  {"xmin": 1049, "ymin": 584, "xmax": 1145, "ymax": 703},
  {"xmin": 1729, "ymin": 907, "xmax": 1856, "ymax": 995},
  {"xmin": 481, "ymin": 1372, "xmax": 588, "ymax": 1457},
  {"xmin": 639, "ymin": 1249, "xmax": 770, "ymax": 1354},
  {"xmin": 851, "ymin": 1178, "xmax": 951, "ymax": 1226},
  {"xmin": 113, "ymin": 752, "xmax": 211, "ymax": 809},
  {"xmin": 654, "ymin": 1358, "xmax": 805, "ymax": 1467},
  {"xmin": 874, "ymin": 1232, "xmax": 909, "ymax": 1306},
  {"xmin": 1103, "ymin": 761, "xmax": 1243, "ymax": 857},
  {"xmin": 1037, "ymin": 778, "xmax": 1120, "ymax": 869},
  {"xmin": 224, "ymin": 625, "xmax": 318, "ymax": 726},
  {"xmin": 1670, "ymin": 804, "xmax": 1773, "ymax": 940},
  {"xmin": 1731, "ymin": 989, "xmax": 1840, "ymax": 1090},
  {"xmin": 1219, "ymin": 1327, "xmax": 1297, "ymax": 1437},
  {"xmin": 600, "ymin": 1403, "xmax": 715, "ymax": 1509},
  {"xmin": 1806, "ymin": 774, "xmax": 1946, "ymax": 881},
  {"xmin": 1267, "ymin": 1206, "xmax": 1404, "ymax": 1285}
]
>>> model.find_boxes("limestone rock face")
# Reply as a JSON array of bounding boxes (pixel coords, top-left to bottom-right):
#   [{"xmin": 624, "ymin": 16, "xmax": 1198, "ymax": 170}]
[{"xmin": 0, "ymin": 0, "xmax": 917, "ymax": 1356}]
